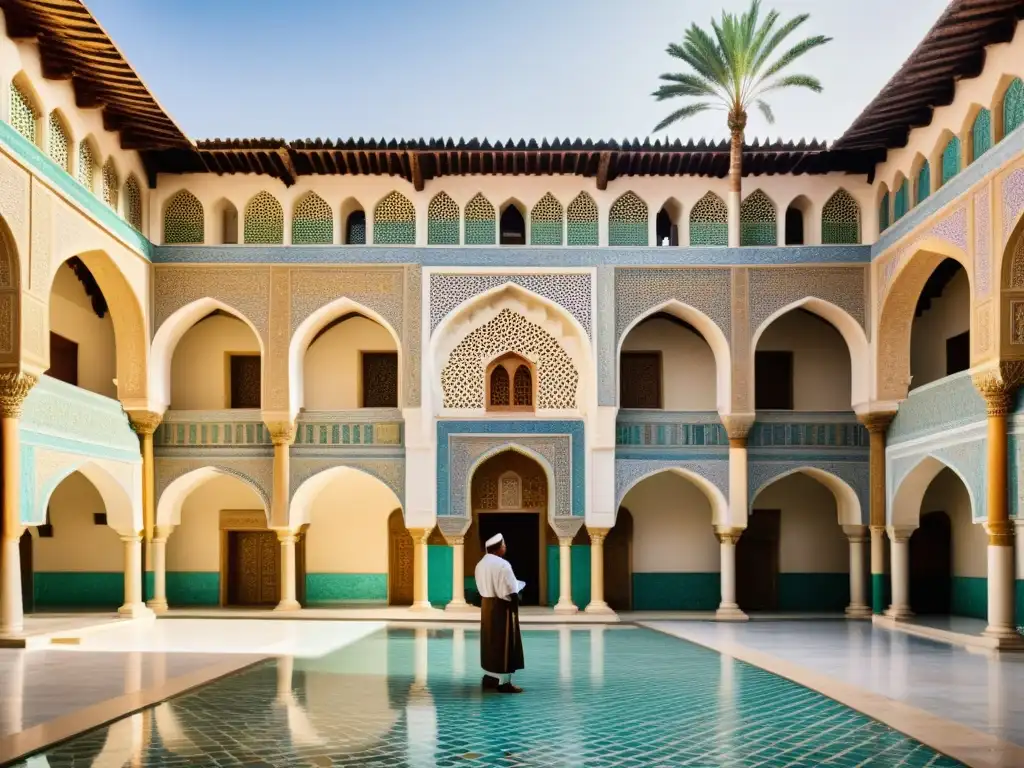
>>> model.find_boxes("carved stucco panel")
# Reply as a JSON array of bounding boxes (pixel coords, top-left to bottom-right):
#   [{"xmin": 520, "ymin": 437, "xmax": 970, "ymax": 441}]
[
  {"xmin": 154, "ymin": 266, "xmax": 272, "ymax": 344},
  {"xmin": 748, "ymin": 460, "xmax": 870, "ymax": 526},
  {"xmin": 614, "ymin": 267, "xmax": 731, "ymax": 342},
  {"xmin": 731, "ymin": 268, "xmax": 750, "ymax": 413},
  {"xmin": 614, "ymin": 459, "xmax": 729, "ymax": 510},
  {"xmin": 974, "ymin": 186, "xmax": 991, "ymax": 299},
  {"xmin": 0, "ymin": 155, "xmax": 29, "ymax": 287},
  {"xmin": 888, "ymin": 439, "xmax": 987, "ymax": 523},
  {"xmin": 290, "ymin": 457, "xmax": 405, "ymax": 507},
  {"xmin": 265, "ymin": 267, "xmax": 291, "ymax": 412},
  {"xmin": 288, "ymin": 267, "xmax": 404, "ymax": 335},
  {"xmin": 1011, "ymin": 300, "xmax": 1024, "ymax": 346},
  {"xmin": 27, "ymin": 181, "xmax": 52, "ymax": 297},
  {"xmin": 0, "ymin": 293, "xmax": 12, "ymax": 358},
  {"xmin": 404, "ymin": 265, "xmax": 421, "ymax": 407},
  {"xmin": 974, "ymin": 298, "xmax": 993, "ymax": 358},
  {"xmin": 28, "ymin": 447, "xmax": 138, "ymax": 531},
  {"xmin": 596, "ymin": 265, "xmax": 616, "ymax": 406},
  {"xmin": 1001, "ymin": 166, "xmax": 1024, "ymax": 246},
  {"xmin": 748, "ymin": 266, "xmax": 867, "ymax": 334},
  {"xmin": 155, "ymin": 457, "xmax": 273, "ymax": 515},
  {"xmin": 19, "ymin": 291, "xmax": 46, "ymax": 369},
  {"xmin": 879, "ymin": 205, "xmax": 969, "ymax": 306}
]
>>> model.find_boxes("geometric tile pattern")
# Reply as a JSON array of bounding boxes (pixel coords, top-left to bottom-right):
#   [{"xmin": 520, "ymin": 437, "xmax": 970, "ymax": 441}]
[
  {"xmin": 163, "ymin": 190, "xmax": 204, "ymax": 244},
  {"xmin": 244, "ymin": 191, "xmax": 284, "ymax": 245},
  {"xmin": 614, "ymin": 267, "xmax": 732, "ymax": 342},
  {"xmin": 690, "ymin": 192, "xmax": 729, "ymax": 247},
  {"xmin": 608, "ymin": 191, "xmax": 648, "ymax": 246},
  {"xmin": 292, "ymin": 191, "xmax": 333, "ymax": 244},
  {"xmin": 14, "ymin": 627, "xmax": 962, "ymax": 767},
  {"xmin": 428, "ymin": 192, "xmax": 460, "ymax": 245},
  {"xmin": 102, "ymin": 158, "xmax": 119, "ymax": 210},
  {"xmin": 124, "ymin": 175, "xmax": 143, "ymax": 230},
  {"xmin": 530, "ymin": 192, "xmax": 564, "ymax": 245},
  {"xmin": 566, "ymin": 192, "xmax": 599, "ymax": 246},
  {"xmin": 465, "ymin": 193, "xmax": 496, "ymax": 246},
  {"xmin": 78, "ymin": 140, "xmax": 96, "ymax": 193},
  {"xmin": 820, "ymin": 189, "xmax": 861, "ymax": 245},
  {"xmin": 749, "ymin": 459, "xmax": 870, "ymax": 524},
  {"xmin": 615, "ymin": 458, "xmax": 729, "ymax": 509},
  {"xmin": 374, "ymin": 191, "xmax": 416, "ymax": 244},
  {"xmin": 47, "ymin": 111, "xmax": 70, "ymax": 171},
  {"xmin": 887, "ymin": 373, "xmax": 986, "ymax": 445},
  {"xmin": 9, "ymin": 81, "xmax": 38, "ymax": 144},
  {"xmin": 740, "ymin": 189, "xmax": 776, "ymax": 246}
]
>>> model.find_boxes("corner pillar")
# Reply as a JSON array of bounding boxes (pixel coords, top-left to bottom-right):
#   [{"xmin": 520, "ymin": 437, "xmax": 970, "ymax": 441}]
[
  {"xmin": 843, "ymin": 525, "xmax": 870, "ymax": 618},
  {"xmin": 885, "ymin": 526, "xmax": 915, "ymax": 619},
  {"xmin": 409, "ymin": 528, "xmax": 431, "ymax": 611},
  {"xmin": 0, "ymin": 372, "xmax": 36, "ymax": 637},
  {"xmin": 148, "ymin": 526, "xmax": 173, "ymax": 613},
  {"xmin": 973, "ymin": 363, "xmax": 1024, "ymax": 641},
  {"xmin": 119, "ymin": 534, "xmax": 152, "ymax": 618},
  {"xmin": 275, "ymin": 530, "xmax": 301, "ymax": 611},
  {"xmin": 129, "ymin": 410, "xmax": 162, "ymax": 603},
  {"xmin": 585, "ymin": 527, "xmax": 613, "ymax": 614},
  {"xmin": 267, "ymin": 421, "xmax": 296, "ymax": 529},
  {"xmin": 858, "ymin": 411, "xmax": 895, "ymax": 614},
  {"xmin": 715, "ymin": 528, "xmax": 747, "ymax": 620},
  {"xmin": 443, "ymin": 535, "xmax": 470, "ymax": 611}
]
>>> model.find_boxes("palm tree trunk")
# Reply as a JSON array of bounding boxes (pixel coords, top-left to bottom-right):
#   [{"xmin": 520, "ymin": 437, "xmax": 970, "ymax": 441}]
[{"xmin": 728, "ymin": 126, "xmax": 743, "ymax": 247}]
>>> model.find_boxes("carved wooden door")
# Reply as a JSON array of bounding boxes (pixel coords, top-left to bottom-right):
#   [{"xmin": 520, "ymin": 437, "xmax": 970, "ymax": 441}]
[
  {"xmin": 231, "ymin": 531, "xmax": 280, "ymax": 606},
  {"xmin": 605, "ymin": 509, "xmax": 633, "ymax": 611},
  {"xmin": 388, "ymin": 510, "xmax": 414, "ymax": 605}
]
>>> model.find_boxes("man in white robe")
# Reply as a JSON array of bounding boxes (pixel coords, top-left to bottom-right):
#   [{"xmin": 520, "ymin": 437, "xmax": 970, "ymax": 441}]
[{"xmin": 475, "ymin": 533, "xmax": 525, "ymax": 693}]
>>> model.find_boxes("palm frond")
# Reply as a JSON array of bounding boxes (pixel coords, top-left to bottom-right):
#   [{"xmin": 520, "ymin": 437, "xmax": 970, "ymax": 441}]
[
  {"xmin": 653, "ymin": 102, "xmax": 715, "ymax": 133},
  {"xmin": 684, "ymin": 25, "xmax": 731, "ymax": 88},
  {"xmin": 655, "ymin": 72, "xmax": 726, "ymax": 101},
  {"xmin": 755, "ymin": 99, "xmax": 775, "ymax": 124},
  {"xmin": 756, "ymin": 34, "xmax": 832, "ymax": 84},
  {"xmin": 752, "ymin": 73, "xmax": 824, "ymax": 98},
  {"xmin": 749, "ymin": 14, "xmax": 810, "ymax": 77},
  {"xmin": 667, "ymin": 40, "xmax": 729, "ymax": 91}
]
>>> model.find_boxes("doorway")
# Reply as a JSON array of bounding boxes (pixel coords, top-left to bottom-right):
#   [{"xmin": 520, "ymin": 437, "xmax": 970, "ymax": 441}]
[
  {"xmin": 387, "ymin": 509, "xmax": 414, "ymax": 605},
  {"xmin": 736, "ymin": 509, "xmax": 780, "ymax": 612},
  {"xmin": 477, "ymin": 512, "xmax": 540, "ymax": 605},
  {"xmin": 909, "ymin": 510, "xmax": 951, "ymax": 614},
  {"xmin": 226, "ymin": 530, "xmax": 280, "ymax": 606},
  {"xmin": 605, "ymin": 508, "xmax": 633, "ymax": 610},
  {"xmin": 20, "ymin": 530, "xmax": 33, "ymax": 613}
]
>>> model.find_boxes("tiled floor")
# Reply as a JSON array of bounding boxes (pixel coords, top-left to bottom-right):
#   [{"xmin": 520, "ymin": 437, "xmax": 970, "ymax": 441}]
[
  {"xmin": 6, "ymin": 625, "xmax": 965, "ymax": 767},
  {"xmin": 643, "ymin": 620, "xmax": 1024, "ymax": 749}
]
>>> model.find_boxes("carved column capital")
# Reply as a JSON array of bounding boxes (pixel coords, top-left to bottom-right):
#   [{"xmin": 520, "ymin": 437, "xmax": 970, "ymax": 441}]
[
  {"xmin": 715, "ymin": 527, "xmax": 744, "ymax": 545},
  {"xmin": 857, "ymin": 411, "xmax": 896, "ymax": 434},
  {"xmin": 886, "ymin": 525, "xmax": 916, "ymax": 544},
  {"xmin": 444, "ymin": 535, "xmax": 465, "ymax": 547},
  {"xmin": 129, "ymin": 410, "xmax": 163, "ymax": 435},
  {"xmin": 586, "ymin": 526, "xmax": 610, "ymax": 544},
  {"xmin": 842, "ymin": 524, "xmax": 869, "ymax": 543},
  {"xmin": 720, "ymin": 413, "xmax": 755, "ymax": 447},
  {"xmin": 0, "ymin": 371, "xmax": 37, "ymax": 418},
  {"xmin": 267, "ymin": 421, "xmax": 297, "ymax": 445},
  {"xmin": 984, "ymin": 521, "xmax": 1014, "ymax": 547},
  {"xmin": 120, "ymin": 533, "xmax": 142, "ymax": 544},
  {"xmin": 558, "ymin": 536, "xmax": 574, "ymax": 547},
  {"xmin": 275, "ymin": 530, "xmax": 298, "ymax": 545},
  {"xmin": 153, "ymin": 525, "xmax": 175, "ymax": 544},
  {"xmin": 972, "ymin": 361, "xmax": 1024, "ymax": 416},
  {"xmin": 408, "ymin": 527, "xmax": 431, "ymax": 543}
]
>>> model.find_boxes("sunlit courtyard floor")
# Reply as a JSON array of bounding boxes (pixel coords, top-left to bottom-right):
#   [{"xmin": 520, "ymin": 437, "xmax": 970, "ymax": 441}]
[{"xmin": 2, "ymin": 619, "xmax": 1022, "ymax": 767}]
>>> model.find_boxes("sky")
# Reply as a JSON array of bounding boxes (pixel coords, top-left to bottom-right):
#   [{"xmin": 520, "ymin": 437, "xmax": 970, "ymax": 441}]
[{"xmin": 84, "ymin": 0, "xmax": 952, "ymax": 145}]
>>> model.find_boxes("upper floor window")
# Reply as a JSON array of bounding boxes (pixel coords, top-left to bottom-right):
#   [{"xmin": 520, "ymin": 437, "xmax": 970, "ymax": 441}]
[
  {"xmin": 608, "ymin": 192, "xmax": 648, "ymax": 246},
  {"xmin": 428, "ymin": 192, "xmax": 459, "ymax": 245},
  {"xmin": 820, "ymin": 190, "xmax": 860, "ymax": 245},
  {"xmin": 620, "ymin": 351, "xmax": 662, "ymax": 409},
  {"xmin": 47, "ymin": 111, "xmax": 70, "ymax": 171},
  {"xmin": 740, "ymin": 189, "xmax": 777, "ymax": 246},
  {"xmin": 690, "ymin": 192, "xmax": 728, "ymax": 247},
  {"xmin": 292, "ymin": 192, "xmax": 332, "ymax": 244},
  {"xmin": 566, "ymin": 192, "xmax": 598, "ymax": 246},
  {"xmin": 102, "ymin": 158, "xmax": 119, "ymax": 210},
  {"xmin": 940, "ymin": 136, "xmax": 961, "ymax": 186},
  {"xmin": 124, "ymin": 175, "xmax": 142, "ymax": 230},
  {"xmin": 915, "ymin": 162, "xmax": 930, "ymax": 205},
  {"xmin": 893, "ymin": 179, "xmax": 909, "ymax": 222},
  {"xmin": 878, "ymin": 191, "xmax": 890, "ymax": 232},
  {"xmin": 499, "ymin": 203, "xmax": 526, "ymax": 245},
  {"xmin": 9, "ymin": 80, "xmax": 39, "ymax": 145},
  {"xmin": 345, "ymin": 210, "xmax": 366, "ymax": 244},
  {"xmin": 77, "ymin": 141, "xmax": 96, "ymax": 192},
  {"xmin": 163, "ymin": 190, "xmax": 204, "ymax": 244},
  {"xmin": 487, "ymin": 355, "xmax": 534, "ymax": 411},
  {"xmin": 361, "ymin": 351, "xmax": 398, "ymax": 408},
  {"xmin": 971, "ymin": 108, "xmax": 992, "ymax": 161},
  {"xmin": 1002, "ymin": 77, "xmax": 1024, "ymax": 139},
  {"xmin": 374, "ymin": 191, "xmax": 415, "ymax": 245},
  {"xmin": 243, "ymin": 191, "xmax": 284, "ymax": 245},
  {"xmin": 530, "ymin": 193, "xmax": 563, "ymax": 246}
]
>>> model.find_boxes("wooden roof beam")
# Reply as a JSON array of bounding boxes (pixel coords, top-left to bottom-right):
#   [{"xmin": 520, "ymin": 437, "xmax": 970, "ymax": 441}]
[
  {"xmin": 409, "ymin": 151, "xmax": 424, "ymax": 191},
  {"xmin": 276, "ymin": 148, "xmax": 297, "ymax": 186},
  {"xmin": 596, "ymin": 151, "xmax": 612, "ymax": 190}
]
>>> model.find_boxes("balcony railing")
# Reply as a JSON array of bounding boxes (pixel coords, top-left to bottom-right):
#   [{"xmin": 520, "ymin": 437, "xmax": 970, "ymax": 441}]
[
  {"xmin": 156, "ymin": 410, "xmax": 270, "ymax": 448},
  {"xmin": 616, "ymin": 411, "xmax": 727, "ymax": 447},
  {"xmin": 295, "ymin": 409, "xmax": 403, "ymax": 447}
]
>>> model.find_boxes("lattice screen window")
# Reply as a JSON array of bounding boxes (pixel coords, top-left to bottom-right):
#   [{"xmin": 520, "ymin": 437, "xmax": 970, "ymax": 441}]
[
  {"xmin": 608, "ymin": 191, "xmax": 648, "ymax": 246},
  {"xmin": 619, "ymin": 351, "xmax": 661, "ymax": 408},
  {"xmin": 244, "ymin": 191, "xmax": 284, "ymax": 244},
  {"xmin": 361, "ymin": 351, "xmax": 398, "ymax": 408},
  {"xmin": 567, "ymin": 192, "xmax": 598, "ymax": 245},
  {"xmin": 427, "ymin": 192, "xmax": 459, "ymax": 244},
  {"xmin": 878, "ymin": 191, "xmax": 890, "ymax": 232},
  {"xmin": 940, "ymin": 136, "xmax": 961, "ymax": 186},
  {"xmin": 893, "ymin": 180, "xmax": 909, "ymax": 221},
  {"xmin": 1002, "ymin": 78, "xmax": 1024, "ymax": 138},
  {"xmin": 689, "ymin": 192, "xmax": 728, "ymax": 246},
  {"xmin": 530, "ymin": 193, "xmax": 563, "ymax": 245},
  {"xmin": 292, "ymin": 192, "xmax": 333, "ymax": 244},
  {"xmin": 9, "ymin": 81, "xmax": 38, "ymax": 144},
  {"xmin": 820, "ymin": 190, "xmax": 860, "ymax": 245},
  {"xmin": 915, "ymin": 162, "xmax": 931, "ymax": 204},
  {"xmin": 346, "ymin": 210, "xmax": 366, "ymax": 244},
  {"xmin": 78, "ymin": 141, "xmax": 96, "ymax": 192},
  {"xmin": 971, "ymin": 109, "xmax": 992, "ymax": 162},
  {"xmin": 123, "ymin": 175, "xmax": 142, "ymax": 230},
  {"xmin": 47, "ymin": 111, "xmax": 70, "ymax": 171},
  {"xmin": 498, "ymin": 473, "xmax": 522, "ymax": 509},
  {"xmin": 373, "ymin": 191, "xmax": 416, "ymax": 244},
  {"xmin": 485, "ymin": 354, "xmax": 535, "ymax": 411},
  {"xmin": 513, "ymin": 365, "xmax": 533, "ymax": 406},
  {"xmin": 465, "ymin": 193, "xmax": 496, "ymax": 245},
  {"xmin": 522, "ymin": 475, "xmax": 546, "ymax": 509},
  {"xmin": 102, "ymin": 158, "xmax": 119, "ymax": 210},
  {"xmin": 739, "ymin": 189, "xmax": 776, "ymax": 246},
  {"xmin": 163, "ymin": 190, "xmax": 204, "ymax": 244},
  {"xmin": 489, "ymin": 366, "xmax": 510, "ymax": 406}
]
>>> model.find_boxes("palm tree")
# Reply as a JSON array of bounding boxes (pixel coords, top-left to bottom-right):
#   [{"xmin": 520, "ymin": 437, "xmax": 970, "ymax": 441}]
[{"xmin": 652, "ymin": 0, "xmax": 831, "ymax": 246}]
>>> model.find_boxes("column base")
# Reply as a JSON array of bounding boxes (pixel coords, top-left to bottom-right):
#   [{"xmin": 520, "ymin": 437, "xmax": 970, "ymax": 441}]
[
  {"xmin": 584, "ymin": 600, "xmax": 614, "ymax": 615},
  {"xmin": 146, "ymin": 598, "xmax": 169, "ymax": 614},
  {"xmin": 982, "ymin": 624, "xmax": 1024, "ymax": 645},
  {"xmin": 444, "ymin": 600, "xmax": 475, "ymax": 613},
  {"xmin": 553, "ymin": 601, "xmax": 579, "ymax": 615},
  {"xmin": 410, "ymin": 600, "xmax": 432, "ymax": 612},
  {"xmin": 715, "ymin": 604, "xmax": 748, "ymax": 621},
  {"xmin": 118, "ymin": 603, "xmax": 155, "ymax": 619},
  {"xmin": 274, "ymin": 600, "xmax": 301, "ymax": 612},
  {"xmin": 884, "ymin": 605, "xmax": 913, "ymax": 620},
  {"xmin": 845, "ymin": 603, "xmax": 872, "ymax": 620}
]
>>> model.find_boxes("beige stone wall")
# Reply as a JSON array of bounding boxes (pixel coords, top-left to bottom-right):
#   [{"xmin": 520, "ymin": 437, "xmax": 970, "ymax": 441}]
[
  {"xmin": 167, "ymin": 475, "xmax": 264, "ymax": 572},
  {"xmin": 303, "ymin": 316, "xmax": 397, "ymax": 411},
  {"xmin": 620, "ymin": 318, "xmax": 716, "ymax": 410},
  {"xmin": 753, "ymin": 473, "xmax": 848, "ymax": 574},
  {"xmin": 921, "ymin": 468, "xmax": 986, "ymax": 579},
  {"xmin": 31, "ymin": 472, "xmax": 122, "ymax": 571},
  {"xmin": 48, "ymin": 262, "xmax": 116, "ymax": 397},
  {"xmin": 304, "ymin": 471, "xmax": 396, "ymax": 573},
  {"xmin": 757, "ymin": 310, "xmax": 852, "ymax": 411},
  {"xmin": 909, "ymin": 268, "xmax": 971, "ymax": 389},
  {"xmin": 170, "ymin": 314, "xmax": 261, "ymax": 410}
]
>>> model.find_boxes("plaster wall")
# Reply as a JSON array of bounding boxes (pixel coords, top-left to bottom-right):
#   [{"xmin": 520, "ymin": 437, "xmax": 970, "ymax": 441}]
[
  {"xmin": 909, "ymin": 267, "xmax": 971, "ymax": 390},
  {"xmin": 31, "ymin": 471, "xmax": 122, "ymax": 572},
  {"xmin": 756, "ymin": 310, "xmax": 852, "ymax": 411},
  {"xmin": 620, "ymin": 318, "xmax": 716, "ymax": 410},
  {"xmin": 753, "ymin": 473, "xmax": 847, "ymax": 574},
  {"xmin": 167, "ymin": 475, "xmax": 265, "ymax": 572},
  {"xmin": 170, "ymin": 314, "xmax": 261, "ymax": 410},
  {"xmin": 48, "ymin": 262, "xmax": 116, "ymax": 398},
  {"xmin": 304, "ymin": 471, "xmax": 396, "ymax": 574},
  {"xmin": 920, "ymin": 468, "xmax": 986, "ymax": 579},
  {"xmin": 303, "ymin": 316, "xmax": 397, "ymax": 411},
  {"xmin": 0, "ymin": 10, "xmax": 149, "ymax": 234}
]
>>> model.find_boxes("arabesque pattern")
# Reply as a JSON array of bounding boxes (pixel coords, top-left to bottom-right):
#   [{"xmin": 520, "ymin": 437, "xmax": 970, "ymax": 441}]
[
  {"xmin": 9, "ymin": 82, "xmax": 37, "ymax": 144},
  {"xmin": 102, "ymin": 159, "xmax": 118, "ymax": 210},
  {"xmin": 373, "ymin": 191, "xmax": 415, "ymax": 244},
  {"xmin": 567, "ymin": 192, "xmax": 598, "ymax": 245},
  {"xmin": 47, "ymin": 111, "xmax": 69, "ymax": 171},
  {"xmin": 740, "ymin": 190, "xmax": 776, "ymax": 246},
  {"xmin": 291, "ymin": 192, "xmax": 333, "ymax": 244},
  {"xmin": 124, "ymin": 176, "xmax": 142, "ymax": 231},
  {"xmin": 689, "ymin": 192, "xmax": 729, "ymax": 246},
  {"xmin": 77, "ymin": 141, "xmax": 95, "ymax": 191},
  {"xmin": 608, "ymin": 191, "xmax": 648, "ymax": 246},
  {"xmin": 244, "ymin": 191, "xmax": 284, "ymax": 244},
  {"xmin": 464, "ymin": 193, "xmax": 496, "ymax": 245},
  {"xmin": 163, "ymin": 190, "xmax": 204, "ymax": 244},
  {"xmin": 820, "ymin": 190, "xmax": 860, "ymax": 245},
  {"xmin": 531, "ymin": 193, "xmax": 564, "ymax": 245},
  {"xmin": 427, "ymin": 192, "xmax": 459, "ymax": 245}
]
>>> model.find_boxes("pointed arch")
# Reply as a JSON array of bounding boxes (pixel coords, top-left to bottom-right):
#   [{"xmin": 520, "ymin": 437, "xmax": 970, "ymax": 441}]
[
  {"xmin": 530, "ymin": 193, "xmax": 564, "ymax": 245},
  {"xmin": 999, "ymin": 76, "xmax": 1024, "ymax": 139},
  {"xmin": 8, "ymin": 74, "xmax": 41, "ymax": 145},
  {"xmin": 890, "ymin": 455, "xmax": 977, "ymax": 528},
  {"xmin": 690, "ymin": 192, "xmax": 728, "ymax": 246},
  {"xmin": 123, "ymin": 175, "xmax": 142, "ymax": 230},
  {"xmin": 784, "ymin": 195, "xmax": 811, "ymax": 245},
  {"xmin": 163, "ymin": 190, "xmax": 204, "ymax": 244},
  {"xmin": 341, "ymin": 197, "xmax": 366, "ymax": 244},
  {"xmin": 288, "ymin": 295, "xmax": 402, "ymax": 417},
  {"xmin": 244, "ymin": 191, "xmax": 284, "ymax": 244},
  {"xmin": 751, "ymin": 297, "xmax": 869, "ymax": 409},
  {"xmin": 821, "ymin": 189, "xmax": 860, "ymax": 244},
  {"xmin": 37, "ymin": 460, "xmax": 138, "ymax": 534},
  {"xmin": 970, "ymin": 107, "xmax": 992, "ymax": 162},
  {"xmin": 465, "ymin": 443, "xmax": 556, "ymax": 523},
  {"xmin": 156, "ymin": 466, "xmax": 269, "ymax": 528},
  {"xmin": 617, "ymin": 299, "xmax": 732, "ymax": 412},
  {"xmin": 47, "ymin": 109, "xmax": 71, "ymax": 171},
  {"xmin": 291, "ymin": 191, "xmax": 332, "ymax": 244},
  {"xmin": 102, "ymin": 157, "xmax": 119, "ymax": 210},
  {"xmin": 566, "ymin": 192, "xmax": 598, "ymax": 245},
  {"xmin": 739, "ymin": 189, "xmax": 776, "ymax": 246},
  {"xmin": 616, "ymin": 466, "xmax": 728, "ymax": 525},
  {"xmin": 151, "ymin": 298, "xmax": 265, "ymax": 410},
  {"xmin": 289, "ymin": 465, "xmax": 402, "ymax": 529},
  {"xmin": 373, "ymin": 191, "xmax": 415, "ymax": 244},
  {"xmin": 465, "ymin": 193, "xmax": 497, "ymax": 245},
  {"xmin": 427, "ymin": 191, "xmax": 459, "ymax": 244},
  {"xmin": 608, "ymin": 191, "xmax": 648, "ymax": 246},
  {"xmin": 751, "ymin": 467, "xmax": 863, "ymax": 527}
]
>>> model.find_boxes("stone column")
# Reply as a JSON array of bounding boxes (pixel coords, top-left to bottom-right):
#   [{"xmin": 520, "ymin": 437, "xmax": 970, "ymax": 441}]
[
  {"xmin": 843, "ymin": 525, "xmax": 870, "ymax": 618},
  {"xmin": 129, "ymin": 410, "xmax": 162, "ymax": 601},
  {"xmin": 443, "ymin": 535, "xmax": 470, "ymax": 611},
  {"xmin": 275, "ymin": 530, "xmax": 301, "ymax": 611},
  {"xmin": 148, "ymin": 526, "xmax": 172, "ymax": 613},
  {"xmin": 716, "ymin": 528, "xmax": 747, "ymax": 620},
  {"xmin": 267, "ymin": 422, "xmax": 296, "ymax": 529},
  {"xmin": 0, "ymin": 372, "xmax": 35, "ymax": 637},
  {"xmin": 555, "ymin": 537, "xmax": 577, "ymax": 614},
  {"xmin": 885, "ymin": 526, "xmax": 914, "ymax": 619},
  {"xmin": 859, "ymin": 411, "xmax": 895, "ymax": 614},
  {"xmin": 409, "ymin": 528, "xmax": 431, "ymax": 611},
  {"xmin": 972, "ymin": 363, "xmax": 1024, "ymax": 641},
  {"xmin": 119, "ymin": 534, "xmax": 151, "ymax": 617},
  {"xmin": 585, "ymin": 527, "xmax": 612, "ymax": 614}
]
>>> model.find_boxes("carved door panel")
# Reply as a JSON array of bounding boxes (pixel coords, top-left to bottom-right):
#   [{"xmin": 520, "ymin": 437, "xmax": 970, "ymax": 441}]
[
  {"xmin": 605, "ymin": 509, "xmax": 633, "ymax": 611},
  {"xmin": 230, "ymin": 531, "xmax": 279, "ymax": 606},
  {"xmin": 258, "ymin": 533, "xmax": 279, "ymax": 604},
  {"xmin": 388, "ymin": 510, "xmax": 414, "ymax": 606}
]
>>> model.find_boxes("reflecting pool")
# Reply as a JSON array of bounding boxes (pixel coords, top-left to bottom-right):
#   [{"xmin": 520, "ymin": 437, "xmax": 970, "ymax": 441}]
[{"xmin": 14, "ymin": 625, "xmax": 961, "ymax": 767}]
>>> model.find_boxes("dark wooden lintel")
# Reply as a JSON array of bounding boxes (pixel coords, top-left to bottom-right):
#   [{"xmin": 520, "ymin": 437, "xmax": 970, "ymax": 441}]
[
  {"xmin": 409, "ymin": 152, "xmax": 423, "ymax": 191},
  {"xmin": 596, "ymin": 151, "xmax": 612, "ymax": 190}
]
